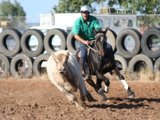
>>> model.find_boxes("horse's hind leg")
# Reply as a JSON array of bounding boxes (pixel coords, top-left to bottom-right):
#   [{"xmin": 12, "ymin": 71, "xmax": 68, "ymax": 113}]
[{"xmin": 112, "ymin": 67, "xmax": 135, "ymax": 99}]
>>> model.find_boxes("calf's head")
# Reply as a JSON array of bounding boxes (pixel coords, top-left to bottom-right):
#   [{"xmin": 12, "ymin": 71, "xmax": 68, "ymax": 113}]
[{"xmin": 52, "ymin": 50, "xmax": 70, "ymax": 75}]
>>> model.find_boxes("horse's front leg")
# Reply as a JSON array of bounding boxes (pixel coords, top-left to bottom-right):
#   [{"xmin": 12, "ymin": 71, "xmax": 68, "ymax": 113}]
[
  {"xmin": 96, "ymin": 71, "xmax": 110, "ymax": 101},
  {"xmin": 85, "ymin": 78, "xmax": 99, "ymax": 93},
  {"xmin": 112, "ymin": 67, "xmax": 135, "ymax": 99}
]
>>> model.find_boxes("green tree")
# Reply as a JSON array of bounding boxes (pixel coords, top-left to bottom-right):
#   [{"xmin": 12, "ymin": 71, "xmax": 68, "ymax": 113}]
[
  {"xmin": 0, "ymin": 0, "xmax": 26, "ymax": 28},
  {"xmin": 52, "ymin": 0, "xmax": 106, "ymax": 13},
  {"xmin": 108, "ymin": 0, "xmax": 160, "ymax": 14},
  {"xmin": 53, "ymin": 0, "xmax": 160, "ymax": 14}
]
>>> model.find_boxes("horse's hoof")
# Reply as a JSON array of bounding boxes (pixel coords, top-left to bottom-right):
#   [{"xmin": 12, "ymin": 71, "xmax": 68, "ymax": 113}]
[
  {"xmin": 98, "ymin": 87, "xmax": 108, "ymax": 101},
  {"xmin": 128, "ymin": 93, "xmax": 135, "ymax": 99},
  {"xmin": 127, "ymin": 88, "xmax": 135, "ymax": 99},
  {"xmin": 105, "ymin": 99, "xmax": 110, "ymax": 103},
  {"xmin": 98, "ymin": 87, "xmax": 104, "ymax": 93},
  {"xmin": 77, "ymin": 104, "xmax": 85, "ymax": 111},
  {"xmin": 98, "ymin": 86, "xmax": 109, "ymax": 93}
]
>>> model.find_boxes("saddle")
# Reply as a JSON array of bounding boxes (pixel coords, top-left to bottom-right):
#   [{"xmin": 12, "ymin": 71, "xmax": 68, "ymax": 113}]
[{"xmin": 77, "ymin": 43, "xmax": 94, "ymax": 75}]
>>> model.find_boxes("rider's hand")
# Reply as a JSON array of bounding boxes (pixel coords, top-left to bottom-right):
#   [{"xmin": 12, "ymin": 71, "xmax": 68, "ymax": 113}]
[{"xmin": 83, "ymin": 40, "xmax": 90, "ymax": 45}]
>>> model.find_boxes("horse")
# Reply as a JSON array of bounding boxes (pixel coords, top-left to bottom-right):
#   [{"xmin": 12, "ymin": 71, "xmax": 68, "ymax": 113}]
[{"xmin": 76, "ymin": 27, "xmax": 135, "ymax": 101}]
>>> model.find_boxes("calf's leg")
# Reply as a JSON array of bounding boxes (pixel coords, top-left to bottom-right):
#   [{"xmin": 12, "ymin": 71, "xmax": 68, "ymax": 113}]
[
  {"xmin": 79, "ymin": 80, "xmax": 96, "ymax": 102},
  {"xmin": 56, "ymin": 84, "xmax": 85, "ymax": 110}
]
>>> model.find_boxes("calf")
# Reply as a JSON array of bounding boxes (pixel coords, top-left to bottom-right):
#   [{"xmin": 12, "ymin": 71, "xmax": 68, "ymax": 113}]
[{"xmin": 46, "ymin": 50, "xmax": 94, "ymax": 110}]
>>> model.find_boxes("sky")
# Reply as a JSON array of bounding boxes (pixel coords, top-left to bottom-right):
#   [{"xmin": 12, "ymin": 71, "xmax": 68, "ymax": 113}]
[{"xmin": 9, "ymin": 0, "xmax": 59, "ymax": 22}]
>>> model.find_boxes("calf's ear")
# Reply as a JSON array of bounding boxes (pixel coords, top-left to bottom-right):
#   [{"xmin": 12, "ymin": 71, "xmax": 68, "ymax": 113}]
[
  {"xmin": 51, "ymin": 52, "xmax": 59, "ymax": 63},
  {"xmin": 66, "ymin": 50, "xmax": 70, "ymax": 57}
]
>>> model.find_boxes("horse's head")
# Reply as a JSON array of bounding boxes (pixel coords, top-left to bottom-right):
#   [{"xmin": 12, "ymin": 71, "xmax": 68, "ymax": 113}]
[{"xmin": 93, "ymin": 27, "xmax": 108, "ymax": 58}]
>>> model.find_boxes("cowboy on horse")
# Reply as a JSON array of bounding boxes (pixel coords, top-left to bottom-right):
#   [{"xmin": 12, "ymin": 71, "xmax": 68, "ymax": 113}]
[
  {"xmin": 72, "ymin": 5, "xmax": 114, "ymax": 80},
  {"xmin": 72, "ymin": 5, "xmax": 135, "ymax": 101}
]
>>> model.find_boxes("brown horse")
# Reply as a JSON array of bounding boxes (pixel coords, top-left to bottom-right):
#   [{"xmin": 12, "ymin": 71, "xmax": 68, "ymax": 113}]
[{"xmin": 76, "ymin": 28, "xmax": 135, "ymax": 101}]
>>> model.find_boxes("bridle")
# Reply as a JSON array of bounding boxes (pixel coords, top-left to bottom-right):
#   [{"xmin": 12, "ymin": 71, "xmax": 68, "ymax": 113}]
[{"xmin": 86, "ymin": 33, "xmax": 106, "ymax": 57}]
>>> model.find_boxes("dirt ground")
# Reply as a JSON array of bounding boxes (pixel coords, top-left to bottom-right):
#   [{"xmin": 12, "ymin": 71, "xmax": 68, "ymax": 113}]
[{"xmin": 0, "ymin": 76, "xmax": 160, "ymax": 120}]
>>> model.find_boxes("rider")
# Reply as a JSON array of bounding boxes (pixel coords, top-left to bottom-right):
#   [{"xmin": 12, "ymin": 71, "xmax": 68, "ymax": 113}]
[{"xmin": 72, "ymin": 5, "xmax": 114, "ymax": 80}]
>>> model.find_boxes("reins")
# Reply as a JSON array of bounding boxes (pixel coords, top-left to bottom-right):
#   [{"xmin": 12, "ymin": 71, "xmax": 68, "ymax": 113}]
[
  {"xmin": 86, "ymin": 40, "xmax": 97, "ymax": 53},
  {"xmin": 86, "ymin": 32, "xmax": 105, "ymax": 53}
]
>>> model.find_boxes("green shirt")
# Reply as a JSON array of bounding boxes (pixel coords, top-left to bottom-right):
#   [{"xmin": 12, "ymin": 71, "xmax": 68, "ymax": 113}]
[{"xmin": 72, "ymin": 15, "xmax": 101, "ymax": 40}]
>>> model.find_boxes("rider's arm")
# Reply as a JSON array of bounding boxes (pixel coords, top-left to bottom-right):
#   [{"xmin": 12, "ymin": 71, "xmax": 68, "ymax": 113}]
[
  {"xmin": 74, "ymin": 34, "xmax": 89, "ymax": 45},
  {"xmin": 72, "ymin": 18, "xmax": 90, "ymax": 45}
]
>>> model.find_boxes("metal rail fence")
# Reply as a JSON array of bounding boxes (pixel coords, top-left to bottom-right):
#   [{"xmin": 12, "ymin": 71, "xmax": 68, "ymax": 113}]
[
  {"xmin": 0, "ymin": 14, "xmax": 160, "ymax": 32},
  {"xmin": 94, "ymin": 14, "xmax": 160, "ymax": 34}
]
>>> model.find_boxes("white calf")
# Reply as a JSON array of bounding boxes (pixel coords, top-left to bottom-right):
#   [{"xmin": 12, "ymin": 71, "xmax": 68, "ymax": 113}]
[{"xmin": 46, "ymin": 50, "xmax": 94, "ymax": 110}]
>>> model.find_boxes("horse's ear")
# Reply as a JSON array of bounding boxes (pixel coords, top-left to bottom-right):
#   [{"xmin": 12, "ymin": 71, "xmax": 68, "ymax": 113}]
[
  {"xmin": 93, "ymin": 28, "xmax": 102, "ymax": 34},
  {"xmin": 104, "ymin": 26, "xmax": 109, "ymax": 33}
]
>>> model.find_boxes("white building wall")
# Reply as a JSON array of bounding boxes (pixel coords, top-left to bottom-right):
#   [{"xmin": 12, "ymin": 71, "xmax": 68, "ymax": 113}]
[
  {"xmin": 40, "ymin": 11, "xmax": 54, "ymax": 26},
  {"xmin": 40, "ymin": 12, "xmax": 81, "ymax": 27},
  {"xmin": 54, "ymin": 13, "xmax": 81, "ymax": 27}
]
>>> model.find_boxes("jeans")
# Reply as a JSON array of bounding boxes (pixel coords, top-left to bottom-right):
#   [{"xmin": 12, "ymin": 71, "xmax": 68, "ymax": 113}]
[{"xmin": 79, "ymin": 43, "xmax": 88, "ymax": 75}]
